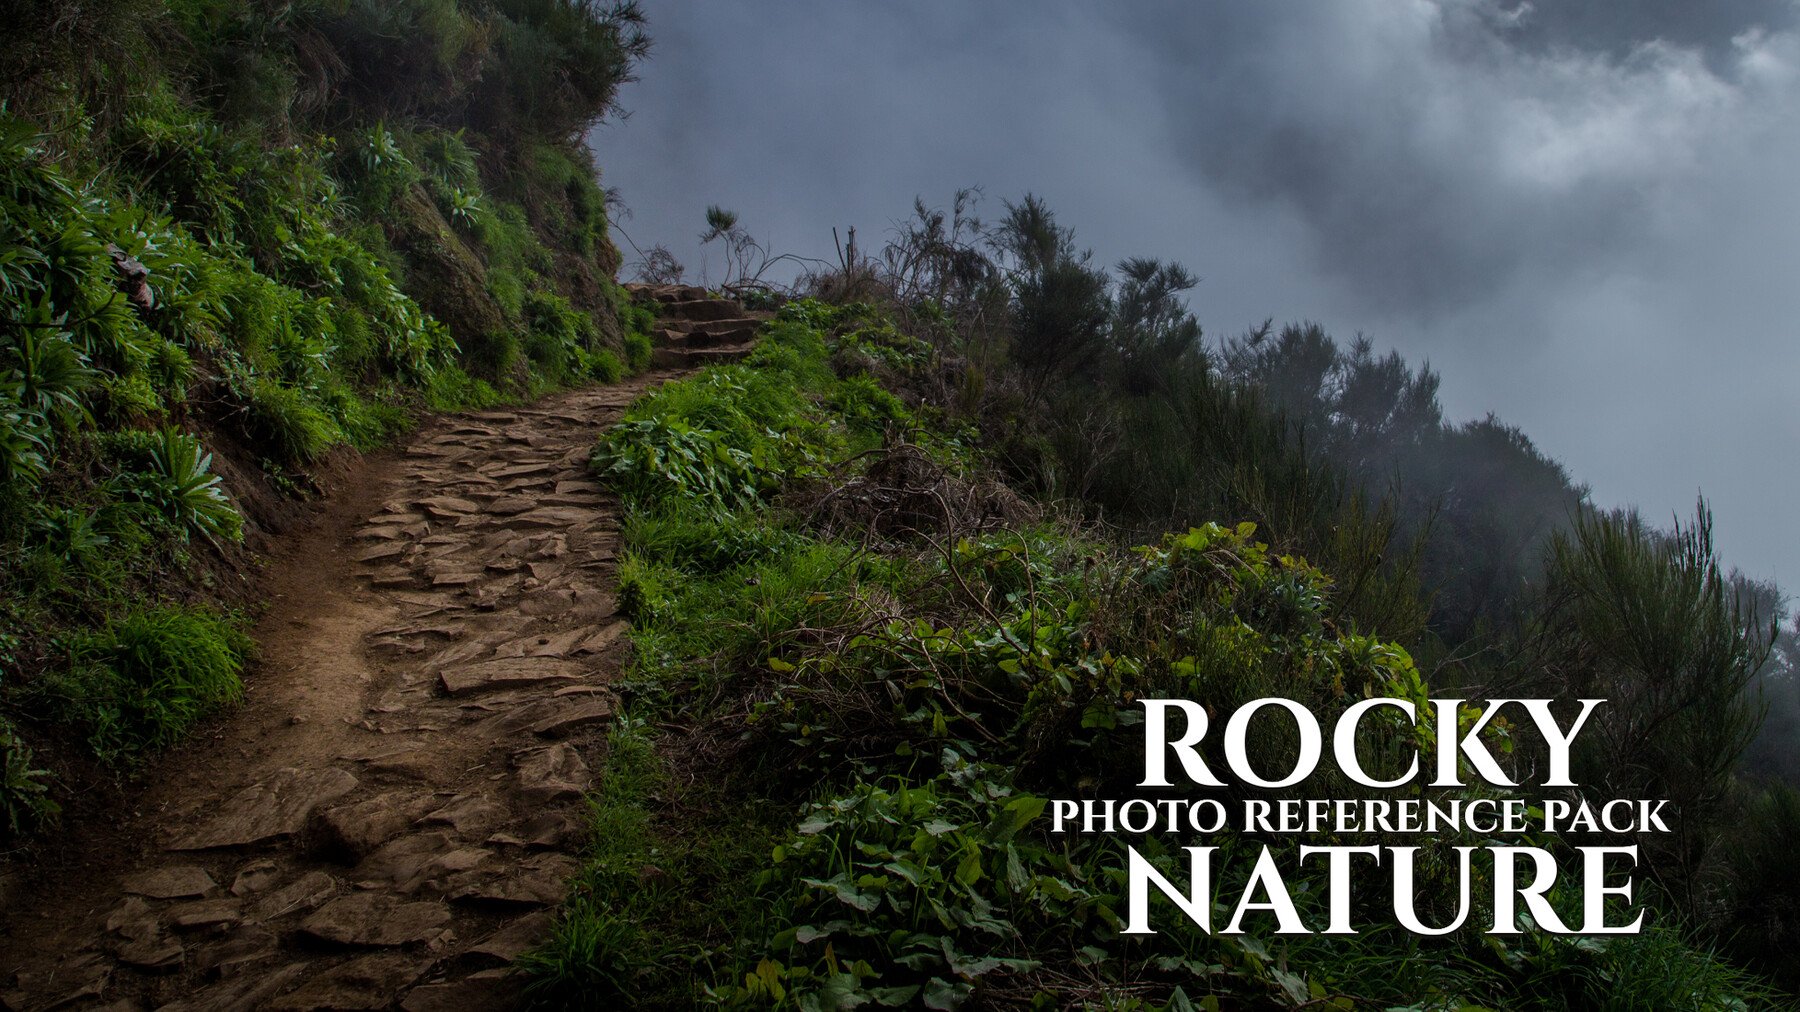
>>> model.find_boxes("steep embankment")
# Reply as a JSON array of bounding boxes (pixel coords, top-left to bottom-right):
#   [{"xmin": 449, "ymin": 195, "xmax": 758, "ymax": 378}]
[
  {"xmin": 0, "ymin": 291, "xmax": 758, "ymax": 1010},
  {"xmin": 0, "ymin": 2, "xmax": 656, "ymax": 843}
]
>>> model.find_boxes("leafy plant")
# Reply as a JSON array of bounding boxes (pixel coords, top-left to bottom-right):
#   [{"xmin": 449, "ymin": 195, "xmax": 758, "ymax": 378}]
[
  {"xmin": 594, "ymin": 418, "xmax": 761, "ymax": 511},
  {"xmin": 132, "ymin": 426, "xmax": 242, "ymax": 543},
  {"xmin": 0, "ymin": 716, "xmax": 57, "ymax": 838}
]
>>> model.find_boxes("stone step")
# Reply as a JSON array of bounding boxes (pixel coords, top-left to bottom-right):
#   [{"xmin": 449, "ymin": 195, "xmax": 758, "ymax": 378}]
[
  {"xmin": 651, "ymin": 343, "xmax": 756, "ymax": 369},
  {"xmin": 656, "ymin": 323, "xmax": 759, "ymax": 349},
  {"xmin": 657, "ymin": 298, "xmax": 746, "ymax": 322},
  {"xmin": 662, "ymin": 316, "xmax": 763, "ymax": 335}
]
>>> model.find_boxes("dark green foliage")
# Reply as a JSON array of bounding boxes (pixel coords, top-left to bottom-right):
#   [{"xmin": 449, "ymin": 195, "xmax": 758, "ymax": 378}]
[
  {"xmin": 1530, "ymin": 504, "xmax": 1771, "ymax": 923},
  {"xmin": 0, "ymin": 714, "xmax": 57, "ymax": 836},
  {"xmin": 993, "ymin": 194, "xmax": 1112, "ymax": 408}
]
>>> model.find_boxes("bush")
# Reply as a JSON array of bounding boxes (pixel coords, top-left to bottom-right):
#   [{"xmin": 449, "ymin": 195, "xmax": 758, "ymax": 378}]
[
  {"xmin": 59, "ymin": 606, "xmax": 251, "ymax": 761},
  {"xmin": 623, "ymin": 328, "xmax": 652, "ymax": 373},
  {"xmin": 245, "ymin": 378, "xmax": 342, "ymax": 464}
]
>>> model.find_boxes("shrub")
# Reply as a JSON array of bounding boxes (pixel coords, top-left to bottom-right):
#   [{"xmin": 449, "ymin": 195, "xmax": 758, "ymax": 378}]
[
  {"xmin": 59, "ymin": 606, "xmax": 251, "ymax": 761},
  {"xmin": 245, "ymin": 378, "xmax": 342, "ymax": 464},
  {"xmin": 589, "ymin": 348, "xmax": 624, "ymax": 384},
  {"xmin": 593, "ymin": 419, "xmax": 761, "ymax": 512},
  {"xmin": 623, "ymin": 328, "xmax": 652, "ymax": 373}
]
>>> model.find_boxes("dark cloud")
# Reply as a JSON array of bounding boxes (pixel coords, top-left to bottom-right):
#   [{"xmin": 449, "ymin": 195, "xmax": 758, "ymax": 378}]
[
  {"xmin": 594, "ymin": 1, "xmax": 1800, "ymax": 584},
  {"xmin": 1497, "ymin": 0, "xmax": 1797, "ymax": 65}
]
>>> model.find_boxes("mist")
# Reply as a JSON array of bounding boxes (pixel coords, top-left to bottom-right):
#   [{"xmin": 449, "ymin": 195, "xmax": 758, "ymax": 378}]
[{"xmin": 593, "ymin": 0, "xmax": 1800, "ymax": 585}]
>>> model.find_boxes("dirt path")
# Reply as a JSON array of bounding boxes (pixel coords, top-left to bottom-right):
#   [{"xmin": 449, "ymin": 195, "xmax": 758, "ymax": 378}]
[
  {"xmin": 0, "ymin": 285, "xmax": 758, "ymax": 1011},
  {"xmin": 0, "ymin": 370, "xmax": 681, "ymax": 1011}
]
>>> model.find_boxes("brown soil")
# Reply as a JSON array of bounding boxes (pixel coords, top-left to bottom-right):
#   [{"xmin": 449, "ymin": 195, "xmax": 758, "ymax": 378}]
[{"xmin": 0, "ymin": 372, "xmax": 679, "ymax": 1011}]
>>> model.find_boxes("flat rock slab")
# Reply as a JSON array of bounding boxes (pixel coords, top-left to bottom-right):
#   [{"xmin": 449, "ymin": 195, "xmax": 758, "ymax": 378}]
[
  {"xmin": 122, "ymin": 865, "xmax": 218, "ymax": 899},
  {"xmin": 476, "ymin": 695, "xmax": 614, "ymax": 739},
  {"xmin": 268, "ymin": 953, "xmax": 433, "ymax": 1010},
  {"xmin": 438, "ymin": 657, "xmax": 588, "ymax": 696},
  {"xmin": 1, "ymin": 952, "xmax": 112, "ymax": 1009},
  {"xmin": 422, "ymin": 795, "xmax": 513, "ymax": 839},
  {"xmin": 491, "ymin": 627, "xmax": 590, "ymax": 660},
  {"xmin": 514, "ymin": 743, "xmax": 590, "ymax": 803},
  {"xmin": 400, "ymin": 970, "xmax": 524, "ymax": 1012},
  {"xmin": 249, "ymin": 870, "xmax": 338, "ymax": 921},
  {"xmin": 161, "ymin": 963, "xmax": 309, "ymax": 1012},
  {"xmin": 191, "ymin": 925, "xmax": 277, "ymax": 975},
  {"xmin": 298, "ymin": 893, "xmax": 452, "ymax": 947},
  {"xmin": 462, "ymin": 911, "xmax": 553, "ymax": 967},
  {"xmin": 307, "ymin": 791, "xmax": 438, "ymax": 862},
  {"xmin": 171, "ymin": 767, "xmax": 359, "ymax": 850},
  {"xmin": 166, "ymin": 898, "xmax": 242, "ymax": 931},
  {"xmin": 508, "ymin": 506, "xmax": 594, "ymax": 528},
  {"xmin": 351, "ymin": 833, "xmax": 492, "ymax": 895},
  {"xmin": 355, "ymin": 543, "xmax": 409, "ymax": 563},
  {"xmin": 416, "ymin": 495, "xmax": 481, "ymax": 518},
  {"xmin": 575, "ymin": 622, "xmax": 629, "ymax": 655},
  {"xmin": 450, "ymin": 854, "xmax": 578, "ymax": 908}
]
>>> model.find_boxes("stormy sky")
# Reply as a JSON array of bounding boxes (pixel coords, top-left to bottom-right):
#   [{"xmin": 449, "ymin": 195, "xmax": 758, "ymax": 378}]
[{"xmin": 591, "ymin": 0, "xmax": 1800, "ymax": 587}]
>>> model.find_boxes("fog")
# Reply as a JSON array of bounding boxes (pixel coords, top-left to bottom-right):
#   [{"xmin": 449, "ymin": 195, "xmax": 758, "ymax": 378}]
[{"xmin": 592, "ymin": 0, "xmax": 1800, "ymax": 584}]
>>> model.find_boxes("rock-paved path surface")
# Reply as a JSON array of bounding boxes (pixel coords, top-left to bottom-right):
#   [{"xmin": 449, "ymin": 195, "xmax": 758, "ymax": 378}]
[{"xmin": 0, "ymin": 366, "xmax": 697, "ymax": 1009}]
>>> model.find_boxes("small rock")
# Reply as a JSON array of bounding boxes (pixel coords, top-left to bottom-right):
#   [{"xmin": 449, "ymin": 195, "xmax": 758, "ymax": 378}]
[
  {"xmin": 106, "ymin": 895, "xmax": 158, "ymax": 937},
  {"xmin": 487, "ymin": 811, "xmax": 582, "ymax": 851},
  {"xmin": 113, "ymin": 931, "xmax": 184, "ymax": 971},
  {"xmin": 422, "ymin": 795, "xmax": 512, "ymax": 838},
  {"xmin": 229, "ymin": 860, "xmax": 282, "ymax": 897},
  {"xmin": 513, "ymin": 743, "xmax": 590, "ymax": 803}
]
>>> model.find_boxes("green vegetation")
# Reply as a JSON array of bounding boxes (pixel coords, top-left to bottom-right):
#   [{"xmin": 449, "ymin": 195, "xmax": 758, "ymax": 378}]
[
  {"xmin": 0, "ymin": 1, "xmax": 653, "ymax": 840},
  {"xmin": 558, "ymin": 300, "xmax": 1785, "ymax": 1008}
]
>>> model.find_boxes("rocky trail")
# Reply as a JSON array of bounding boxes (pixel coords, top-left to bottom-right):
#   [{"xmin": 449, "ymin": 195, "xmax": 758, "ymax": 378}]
[{"xmin": 0, "ymin": 290, "xmax": 761, "ymax": 1010}]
